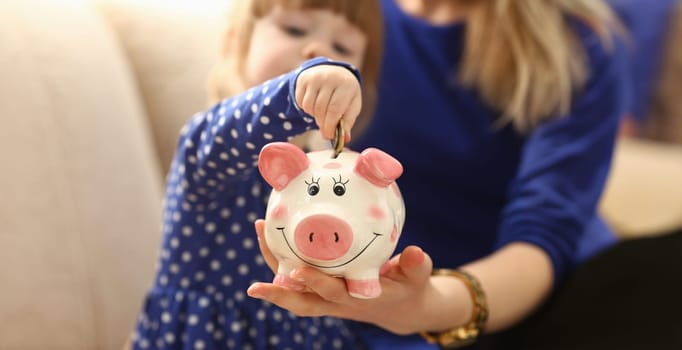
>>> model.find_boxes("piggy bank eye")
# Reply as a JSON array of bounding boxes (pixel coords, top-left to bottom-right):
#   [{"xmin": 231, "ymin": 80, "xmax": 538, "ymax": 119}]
[
  {"xmin": 332, "ymin": 175, "xmax": 349, "ymax": 196},
  {"xmin": 305, "ymin": 177, "xmax": 321, "ymax": 196},
  {"xmin": 307, "ymin": 183, "xmax": 320, "ymax": 196},
  {"xmin": 333, "ymin": 183, "xmax": 346, "ymax": 196}
]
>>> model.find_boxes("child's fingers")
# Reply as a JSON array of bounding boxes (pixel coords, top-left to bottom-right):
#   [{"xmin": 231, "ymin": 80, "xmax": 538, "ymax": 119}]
[
  {"xmin": 322, "ymin": 88, "xmax": 346, "ymax": 135},
  {"xmin": 295, "ymin": 79, "xmax": 320, "ymax": 123},
  {"xmin": 341, "ymin": 93, "xmax": 361, "ymax": 141},
  {"xmin": 254, "ymin": 219, "xmax": 278, "ymax": 273},
  {"xmin": 312, "ymin": 86, "xmax": 334, "ymax": 132},
  {"xmin": 297, "ymin": 86, "xmax": 317, "ymax": 118},
  {"xmin": 297, "ymin": 82, "xmax": 336, "ymax": 140},
  {"xmin": 325, "ymin": 87, "xmax": 361, "ymax": 140}
]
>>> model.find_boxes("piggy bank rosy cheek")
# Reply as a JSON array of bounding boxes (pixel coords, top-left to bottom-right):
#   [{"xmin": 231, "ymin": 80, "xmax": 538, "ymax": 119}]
[
  {"xmin": 270, "ymin": 204, "xmax": 288, "ymax": 221},
  {"xmin": 258, "ymin": 142, "xmax": 405, "ymax": 299}
]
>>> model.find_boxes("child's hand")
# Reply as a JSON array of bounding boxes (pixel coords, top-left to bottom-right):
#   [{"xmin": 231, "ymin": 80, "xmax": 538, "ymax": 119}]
[{"xmin": 295, "ymin": 65, "xmax": 362, "ymax": 141}]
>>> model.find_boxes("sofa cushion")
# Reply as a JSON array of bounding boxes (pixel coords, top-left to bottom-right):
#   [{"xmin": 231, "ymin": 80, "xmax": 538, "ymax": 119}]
[
  {"xmin": 600, "ymin": 138, "xmax": 682, "ymax": 237},
  {"xmin": 0, "ymin": 0, "xmax": 162, "ymax": 348},
  {"xmin": 95, "ymin": 0, "xmax": 228, "ymax": 174}
]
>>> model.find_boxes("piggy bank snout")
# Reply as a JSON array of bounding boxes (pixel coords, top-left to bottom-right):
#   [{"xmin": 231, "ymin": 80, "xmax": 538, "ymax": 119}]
[{"xmin": 294, "ymin": 214, "xmax": 353, "ymax": 261}]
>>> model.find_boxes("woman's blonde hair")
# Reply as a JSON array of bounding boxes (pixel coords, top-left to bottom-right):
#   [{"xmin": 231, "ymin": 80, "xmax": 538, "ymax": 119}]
[
  {"xmin": 462, "ymin": 0, "xmax": 621, "ymax": 132},
  {"xmin": 207, "ymin": 0, "xmax": 383, "ymax": 135},
  {"xmin": 643, "ymin": 3, "xmax": 682, "ymax": 144}
]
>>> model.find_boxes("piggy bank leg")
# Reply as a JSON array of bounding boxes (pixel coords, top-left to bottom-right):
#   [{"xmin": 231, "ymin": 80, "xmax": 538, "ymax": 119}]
[
  {"xmin": 345, "ymin": 270, "xmax": 381, "ymax": 299},
  {"xmin": 273, "ymin": 264, "xmax": 306, "ymax": 292}
]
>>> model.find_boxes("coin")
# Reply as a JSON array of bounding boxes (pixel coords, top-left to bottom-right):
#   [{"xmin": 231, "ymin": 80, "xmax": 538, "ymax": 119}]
[{"xmin": 332, "ymin": 122, "xmax": 344, "ymax": 158}]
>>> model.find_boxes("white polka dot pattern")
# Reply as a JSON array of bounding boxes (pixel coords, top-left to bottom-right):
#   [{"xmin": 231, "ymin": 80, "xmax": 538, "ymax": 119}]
[{"xmin": 132, "ymin": 58, "xmax": 365, "ymax": 349}]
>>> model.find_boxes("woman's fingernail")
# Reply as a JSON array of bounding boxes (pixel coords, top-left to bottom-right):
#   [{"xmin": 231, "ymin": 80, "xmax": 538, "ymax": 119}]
[{"xmin": 247, "ymin": 285, "xmax": 262, "ymax": 298}]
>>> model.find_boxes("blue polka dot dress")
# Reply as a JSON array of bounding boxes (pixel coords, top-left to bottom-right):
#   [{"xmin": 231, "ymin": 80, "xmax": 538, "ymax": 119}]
[{"xmin": 132, "ymin": 58, "xmax": 367, "ymax": 350}]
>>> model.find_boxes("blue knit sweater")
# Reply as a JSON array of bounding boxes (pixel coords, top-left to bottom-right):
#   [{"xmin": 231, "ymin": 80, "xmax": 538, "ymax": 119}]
[
  {"xmin": 353, "ymin": 0, "xmax": 628, "ymax": 292},
  {"xmin": 346, "ymin": 1, "xmax": 628, "ymax": 347}
]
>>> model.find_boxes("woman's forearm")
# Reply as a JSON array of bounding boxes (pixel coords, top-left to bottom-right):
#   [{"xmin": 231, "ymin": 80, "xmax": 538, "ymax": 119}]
[{"xmin": 426, "ymin": 242, "xmax": 553, "ymax": 333}]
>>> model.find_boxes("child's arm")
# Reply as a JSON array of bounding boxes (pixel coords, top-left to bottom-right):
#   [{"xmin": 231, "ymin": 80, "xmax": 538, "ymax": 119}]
[{"xmin": 170, "ymin": 57, "xmax": 361, "ymax": 190}]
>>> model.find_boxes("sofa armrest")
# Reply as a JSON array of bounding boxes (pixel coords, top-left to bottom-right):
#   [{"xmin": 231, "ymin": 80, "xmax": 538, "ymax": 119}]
[{"xmin": 600, "ymin": 138, "xmax": 682, "ymax": 237}]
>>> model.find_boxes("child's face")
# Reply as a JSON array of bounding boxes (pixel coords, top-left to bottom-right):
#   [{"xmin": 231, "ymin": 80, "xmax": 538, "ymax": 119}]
[{"xmin": 244, "ymin": 5, "xmax": 368, "ymax": 86}]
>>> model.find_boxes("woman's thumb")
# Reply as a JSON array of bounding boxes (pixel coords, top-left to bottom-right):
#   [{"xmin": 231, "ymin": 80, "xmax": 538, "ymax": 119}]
[{"xmin": 399, "ymin": 245, "xmax": 432, "ymax": 283}]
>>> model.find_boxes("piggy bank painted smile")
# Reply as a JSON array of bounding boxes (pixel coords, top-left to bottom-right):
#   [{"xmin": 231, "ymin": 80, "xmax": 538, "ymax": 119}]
[{"xmin": 258, "ymin": 142, "xmax": 405, "ymax": 298}]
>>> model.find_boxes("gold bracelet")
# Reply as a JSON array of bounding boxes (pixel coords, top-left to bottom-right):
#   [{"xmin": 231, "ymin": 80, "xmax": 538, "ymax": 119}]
[{"xmin": 420, "ymin": 269, "xmax": 489, "ymax": 349}]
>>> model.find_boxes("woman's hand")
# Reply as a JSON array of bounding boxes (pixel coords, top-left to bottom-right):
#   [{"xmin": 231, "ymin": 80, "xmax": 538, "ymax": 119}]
[
  {"xmin": 295, "ymin": 65, "xmax": 361, "ymax": 141},
  {"xmin": 248, "ymin": 219, "xmax": 443, "ymax": 335}
]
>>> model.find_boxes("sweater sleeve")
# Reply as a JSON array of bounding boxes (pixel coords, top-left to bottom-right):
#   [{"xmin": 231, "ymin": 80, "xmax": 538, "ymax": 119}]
[
  {"xmin": 169, "ymin": 57, "xmax": 361, "ymax": 195},
  {"xmin": 495, "ymin": 32, "xmax": 629, "ymax": 285}
]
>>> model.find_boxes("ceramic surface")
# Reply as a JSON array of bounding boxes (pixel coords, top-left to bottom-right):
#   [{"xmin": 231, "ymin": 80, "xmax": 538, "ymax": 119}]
[{"xmin": 258, "ymin": 142, "xmax": 405, "ymax": 298}]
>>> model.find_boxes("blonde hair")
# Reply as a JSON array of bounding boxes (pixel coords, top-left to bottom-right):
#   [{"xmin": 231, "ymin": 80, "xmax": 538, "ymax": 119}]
[
  {"xmin": 462, "ymin": 0, "xmax": 621, "ymax": 132},
  {"xmin": 207, "ymin": 0, "xmax": 383, "ymax": 136},
  {"xmin": 643, "ymin": 3, "xmax": 682, "ymax": 144}
]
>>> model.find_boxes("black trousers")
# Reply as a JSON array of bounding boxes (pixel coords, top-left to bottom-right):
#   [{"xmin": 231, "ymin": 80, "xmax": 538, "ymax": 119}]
[{"xmin": 471, "ymin": 229, "xmax": 682, "ymax": 350}]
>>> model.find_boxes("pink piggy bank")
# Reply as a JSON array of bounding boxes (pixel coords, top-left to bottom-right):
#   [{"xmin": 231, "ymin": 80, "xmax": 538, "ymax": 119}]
[{"xmin": 258, "ymin": 142, "xmax": 405, "ymax": 299}]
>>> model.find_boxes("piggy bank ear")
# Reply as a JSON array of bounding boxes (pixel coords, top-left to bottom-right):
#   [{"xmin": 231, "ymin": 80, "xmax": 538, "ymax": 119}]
[
  {"xmin": 354, "ymin": 148, "xmax": 403, "ymax": 187},
  {"xmin": 258, "ymin": 142, "xmax": 310, "ymax": 191}
]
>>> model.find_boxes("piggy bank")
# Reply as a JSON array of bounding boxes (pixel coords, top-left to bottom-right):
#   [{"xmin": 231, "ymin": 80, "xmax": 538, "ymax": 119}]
[{"xmin": 258, "ymin": 142, "xmax": 405, "ymax": 299}]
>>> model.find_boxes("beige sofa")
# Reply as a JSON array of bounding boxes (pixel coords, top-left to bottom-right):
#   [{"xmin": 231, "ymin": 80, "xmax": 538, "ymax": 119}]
[
  {"xmin": 0, "ymin": 0, "xmax": 680, "ymax": 349},
  {"xmin": 0, "ymin": 0, "xmax": 226, "ymax": 349}
]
